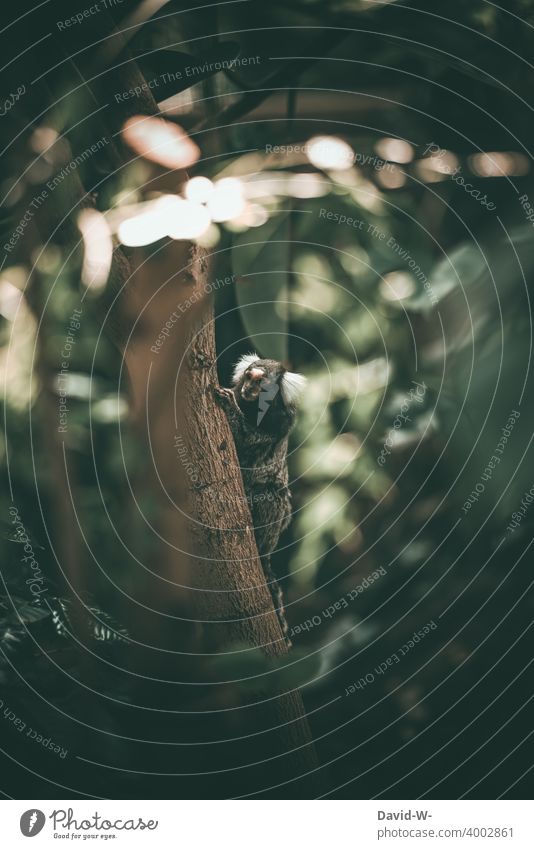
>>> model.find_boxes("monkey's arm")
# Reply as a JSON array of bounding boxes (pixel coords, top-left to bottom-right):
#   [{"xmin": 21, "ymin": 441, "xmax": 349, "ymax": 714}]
[
  {"xmin": 213, "ymin": 386, "xmax": 246, "ymax": 441},
  {"xmin": 214, "ymin": 385, "xmax": 278, "ymax": 451}
]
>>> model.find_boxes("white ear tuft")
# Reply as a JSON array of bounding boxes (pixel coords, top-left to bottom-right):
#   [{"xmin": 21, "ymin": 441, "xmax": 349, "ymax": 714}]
[
  {"xmin": 232, "ymin": 352, "xmax": 259, "ymax": 385},
  {"xmin": 281, "ymin": 371, "xmax": 307, "ymax": 405}
]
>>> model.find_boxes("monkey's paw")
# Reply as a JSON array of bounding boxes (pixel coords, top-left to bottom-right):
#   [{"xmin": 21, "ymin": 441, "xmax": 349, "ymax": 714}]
[{"xmin": 213, "ymin": 386, "xmax": 239, "ymax": 412}]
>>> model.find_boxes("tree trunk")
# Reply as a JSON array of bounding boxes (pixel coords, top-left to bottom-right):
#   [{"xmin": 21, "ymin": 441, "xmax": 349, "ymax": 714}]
[{"xmin": 133, "ymin": 242, "xmax": 321, "ymax": 796}]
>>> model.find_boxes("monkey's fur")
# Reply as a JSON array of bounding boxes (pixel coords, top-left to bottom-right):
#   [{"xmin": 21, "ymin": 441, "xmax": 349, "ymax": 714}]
[{"xmin": 214, "ymin": 354, "xmax": 306, "ymax": 645}]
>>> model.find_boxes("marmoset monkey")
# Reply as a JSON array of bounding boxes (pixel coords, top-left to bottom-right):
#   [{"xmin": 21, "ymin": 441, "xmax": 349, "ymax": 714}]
[{"xmin": 214, "ymin": 353, "xmax": 306, "ymax": 645}]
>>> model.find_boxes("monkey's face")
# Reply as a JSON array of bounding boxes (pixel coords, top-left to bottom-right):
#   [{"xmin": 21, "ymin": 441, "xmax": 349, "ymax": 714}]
[
  {"xmin": 232, "ymin": 354, "xmax": 306, "ymax": 422},
  {"xmin": 240, "ymin": 364, "xmax": 273, "ymax": 402}
]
